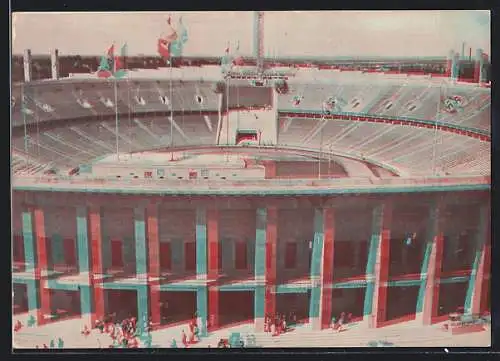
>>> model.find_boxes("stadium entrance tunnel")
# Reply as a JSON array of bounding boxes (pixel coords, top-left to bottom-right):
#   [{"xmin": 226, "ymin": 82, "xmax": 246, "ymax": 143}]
[
  {"xmin": 276, "ymin": 293, "xmax": 311, "ymax": 325},
  {"xmin": 13, "ymin": 284, "xmax": 29, "ymax": 315},
  {"xmin": 216, "ymin": 291, "xmax": 254, "ymax": 328},
  {"xmin": 159, "ymin": 291, "xmax": 196, "ymax": 327},
  {"xmin": 105, "ymin": 290, "xmax": 138, "ymax": 323}
]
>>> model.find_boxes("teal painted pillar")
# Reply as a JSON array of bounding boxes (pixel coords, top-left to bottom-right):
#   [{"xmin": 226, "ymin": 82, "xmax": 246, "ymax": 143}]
[
  {"xmin": 134, "ymin": 207, "xmax": 148, "ymax": 278},
  {"xmin": 76, "ymin": 207, "xmax": 92, "ymax": 324},
  {"xmin": 363, "ymin": 203, "xmax": 391, "ymax": 328},
  {"xmin": 196, "ymin": 208, "xmax": 208, "ymax": 279},
  {"xmin": 137, "ymin": 285, "xmax": 149, "ymax": 334},
  {"xmin": 22, "ymin": 211, "xmax": 36, "ymax": 272},
  {"xmin": 309, "ymin": 209, "xmax": 324, "ymax": 329},
  {"xmin": 197, "ymin": 286, "xmax": 208, "ymax": 337},
  {"xmin": 464, "ymin": 204, "xmax": 490, "ymax": 315},
  {"xmin": 254, "ymin": 208, "xmax": 267, "ymax": 331},
  {"xmin": 22, "ymin": 211, "xmax": 39, "ymax": 320},
  {"xmin": 26, "ymin": 279, "xmax": 39, "ymax": 314},
  {"xmin": 135, "ymin": 207, "xmax": 149, "ymax": 334},
  {"xmin": 416, "ymin": 202, "xmax": 444, "ymax": 325}
]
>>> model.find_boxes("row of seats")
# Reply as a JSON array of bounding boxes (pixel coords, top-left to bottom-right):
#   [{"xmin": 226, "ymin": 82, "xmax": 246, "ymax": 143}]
[
  {"xmin": 12, "ymin": 81, "xmax": 491, "ymax": 132},
  {"xmin": 277, "ymin": 117, "xmax": 490, "ymax": 176},
  {"xmin": 12, "ymin": 115, "xmax": 216, "ymax": 172},
  {"xmin": 279, "ymin": 83, "xmax": 491, "ymax": 131},
  {"xmin": 11, "ymin": 81, "xmax": 219, "ymax": 127}
]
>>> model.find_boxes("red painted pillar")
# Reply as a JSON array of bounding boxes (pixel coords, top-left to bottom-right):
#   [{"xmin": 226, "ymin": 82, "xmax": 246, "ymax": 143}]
[
  {"xmin": 265, "ymin": 206, "xmax": 278, "ymax": 318},
  {"xmin": 33, "ymin": 207, "xmax": 51, "ymax": 326},
  {"xmin": 207, "ymin": 209, "xmax": 219, "ymax": 330},
  {"xmin": 320, "ymin": 208, "xmax": 335, "ymax": 329},
  {"xmin": 421, "ymin": 205, "xmax": 444, "ymax": 325},
  {"xmin": 147, "ymin": 203, "xmax": 161, "ymax": 327},
  {"xmin": 371, "ymin": 203, "xmax": 392, "ymax": 328},
  {"xmin": 472, "ymin": 205, "xmax": 491, "ymax": 315},
  {"xmin": 89, "ymin": 205, "xmax": 105, "ymax": 326}
]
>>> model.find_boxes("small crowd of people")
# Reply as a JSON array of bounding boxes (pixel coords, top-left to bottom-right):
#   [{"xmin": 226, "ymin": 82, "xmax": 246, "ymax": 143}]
[
  {"xmin": 86, "ymin": 313, "xmax": 153, "ymax": 348},
  {"xmin": 330, "ymin": 312, "xmax": 353, "ymax": 332},
  {"xmin": 264, "ymin": 312, "xmax": 298, "ymax": 336},
  {"xmin": 176, "ymin": 318, "xmax": 200, "ymax": 348}
]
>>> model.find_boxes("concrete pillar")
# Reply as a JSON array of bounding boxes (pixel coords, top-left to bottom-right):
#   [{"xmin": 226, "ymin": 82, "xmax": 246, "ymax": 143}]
[
  {"xmin": 51, "ymin": 49, "xmax": 59, "ymax": 80},
  {"xmin": 89, "ymin": 205, "xmax": 105, "ymax": 326},
  {"xmin": 137, "ymin": 285, "xmax": 149, "ymax": 334},
  {"xmin": 309, "ymin": 209, "xmax": 324, "ymax": 330},
  {"xmin": 195, "ymin": 208, "xmax": 208, "ymax": 280},
  {"xmin": 207, "ymin": 210, "xmax": 219, "ymax": 331},
  {"xmin": 76, "ymin": 207, "xmax": 92, "ymax": 326},
  {"xmin": 33, "ymin": 207, "xmax": 51, "ymax": 325},
  {"xmin": 196, "ymin": 286, "xmax": 208, "ymax": 337},
  {"xmin": 134, "ymin": 206, "xmax": 148, "ymax": 332},
  {"xmin": 23, "ymin": 49, "xmax": 32, "ymax": 82},
  {"xmin": 195, "ymin": 207, "xmax": 208, "ymax": 336},
  {"xmin": 451, "ymin": 52, "xmax": 460, "ymax": 81},
  {"xmin": 416, "ymin": 202, "xmax": 444, "ymax": 325},
  {"xmin": 22, "ymin": 212, "xmax": 38, "ymax": 317},
  {"xmin": 265, "ymin": 206, "xmax": 277, "ymax": 321},
  {"xmin": 446, "ymin": 50, "xmax": 454, "ymax": 78},
  {"xmin": 363, "ymin": 203, "xmax": 391, "ymax": 328},
  {"xmin": 464, "ymin": 204, "xmax": 490, "ymax": 315},
  {"xmin": 320, "ymin": 208, "xmax": 335, "ymax": 329},
  {"xmin": 474, "ymin": 49, "xmax": 483, "ymax": 83},
  {"xmin": 254, "ymin": 208, "xmax": 267, "ymax": 331},
  {"xmin": 147, "ymin": 203, "xmax": 161, "ymax": 327}
]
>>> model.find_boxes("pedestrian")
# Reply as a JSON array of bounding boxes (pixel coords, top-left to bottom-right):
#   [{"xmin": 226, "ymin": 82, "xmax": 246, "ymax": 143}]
[
  {"xmin": 49, "ymin": 340, "xmax": 55, "ymax": 348},
  {"xmin": 181, "ymin": 329, "xmax": 188, "ymax": 347},
  {"xmin": 170, "ymin": 337, "xmax": 177, "ymax": 348},
  {"xmin": 58, "ymin": 337, "xmax": 64, "ymax": 348}
]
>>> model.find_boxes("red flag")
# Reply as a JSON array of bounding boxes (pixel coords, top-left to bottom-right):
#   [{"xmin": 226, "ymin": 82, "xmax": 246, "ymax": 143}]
[
  {"xmin": 107, "ymin": 45, "xmax": 115, "ymax": 58},
  {"xmin": 158, "ymin": 39, "xmax": 171, "ymax": 59}
]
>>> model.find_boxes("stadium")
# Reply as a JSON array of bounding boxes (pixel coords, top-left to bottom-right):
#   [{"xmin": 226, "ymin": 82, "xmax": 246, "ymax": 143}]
[{"xmin": 11, "ymin": 11, "xmax": 491, "ymax": 348}]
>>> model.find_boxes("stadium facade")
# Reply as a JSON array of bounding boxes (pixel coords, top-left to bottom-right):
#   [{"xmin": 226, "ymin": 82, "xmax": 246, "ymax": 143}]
[{"xmin": 12, "ymin": 46, "xmax": 491, "ymax": 342}]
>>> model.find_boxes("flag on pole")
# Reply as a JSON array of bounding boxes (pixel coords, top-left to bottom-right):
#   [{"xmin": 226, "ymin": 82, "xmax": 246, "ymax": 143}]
[
  {"xmin": 97, "ymin": 43, "xmax": 128, "ymax": 79},
  {"xmin": 157, "ymin": 16, "xmax": 179, "ymax": 60},
  {"xmin": 113, "ymin": 43, "xmax": 128, "ymax": 79},
  {"xmin": 97, "ymin": 44, "xmax": 115, "ymax": 78},
  {"xmin": 221, "ymin": 44, "xmax": 233, "ymax": 73},
  {"xmin": 170, "ymin": 17, "xmax": 189, "ymax": 57}
]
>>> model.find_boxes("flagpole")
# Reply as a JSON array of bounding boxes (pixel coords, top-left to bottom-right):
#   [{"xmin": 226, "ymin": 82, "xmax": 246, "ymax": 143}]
[
  {"xmin": 170, "ymin": 54, "xmax": 174, "ymax": 161},
  {"xmin": 432, "ymin": 82, "xmax": 441, "ymax": 176},
  {"xmin": 113, "ymin": 43, "xmax": 119, "ymax": 160}
]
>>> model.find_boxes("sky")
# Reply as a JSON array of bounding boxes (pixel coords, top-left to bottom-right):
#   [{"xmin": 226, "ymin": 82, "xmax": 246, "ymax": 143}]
[{"xmin": 12, "ymin": 11, "xmax": 490, "ymax": 58}]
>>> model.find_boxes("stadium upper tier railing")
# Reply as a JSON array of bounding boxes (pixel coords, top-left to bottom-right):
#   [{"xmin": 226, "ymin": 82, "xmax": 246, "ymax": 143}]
[
  {"xmin": 15, "ymin": 54, "xmax": 486, "ymax": 83},
  {"xmin": 12, "ymin": 174, "xmax": 490, "ymax": 195}
]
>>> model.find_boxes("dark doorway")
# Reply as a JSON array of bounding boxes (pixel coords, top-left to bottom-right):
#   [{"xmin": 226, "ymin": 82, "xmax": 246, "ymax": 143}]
[
  {"xmin": 106, "ymin": 290, "xmax": 138, "ymax": 322},
  {"xmin": 276, "ymin": 293, "xmax": 310, "ymax": 324},
  {"xmin": 386, "ymin": 286, "xmax": 418, "ymax": 323},
  {"xmin": 437, "ymin": 282, "xmax": 468, "ymax": 317},
  {"xmin": 159, "ymin": 291, "xmax": 196, "ymax": 325},
  {"xmin": 331, "ymin": 288, "xmax": 365, "ymax": 322},
  {"xmin": 13, "ymin": 284, "xmax": 28, "ymax": 314},
  {"xmin": 218, "ymin": 291, "xmax": 254, "ymax": 327}
]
